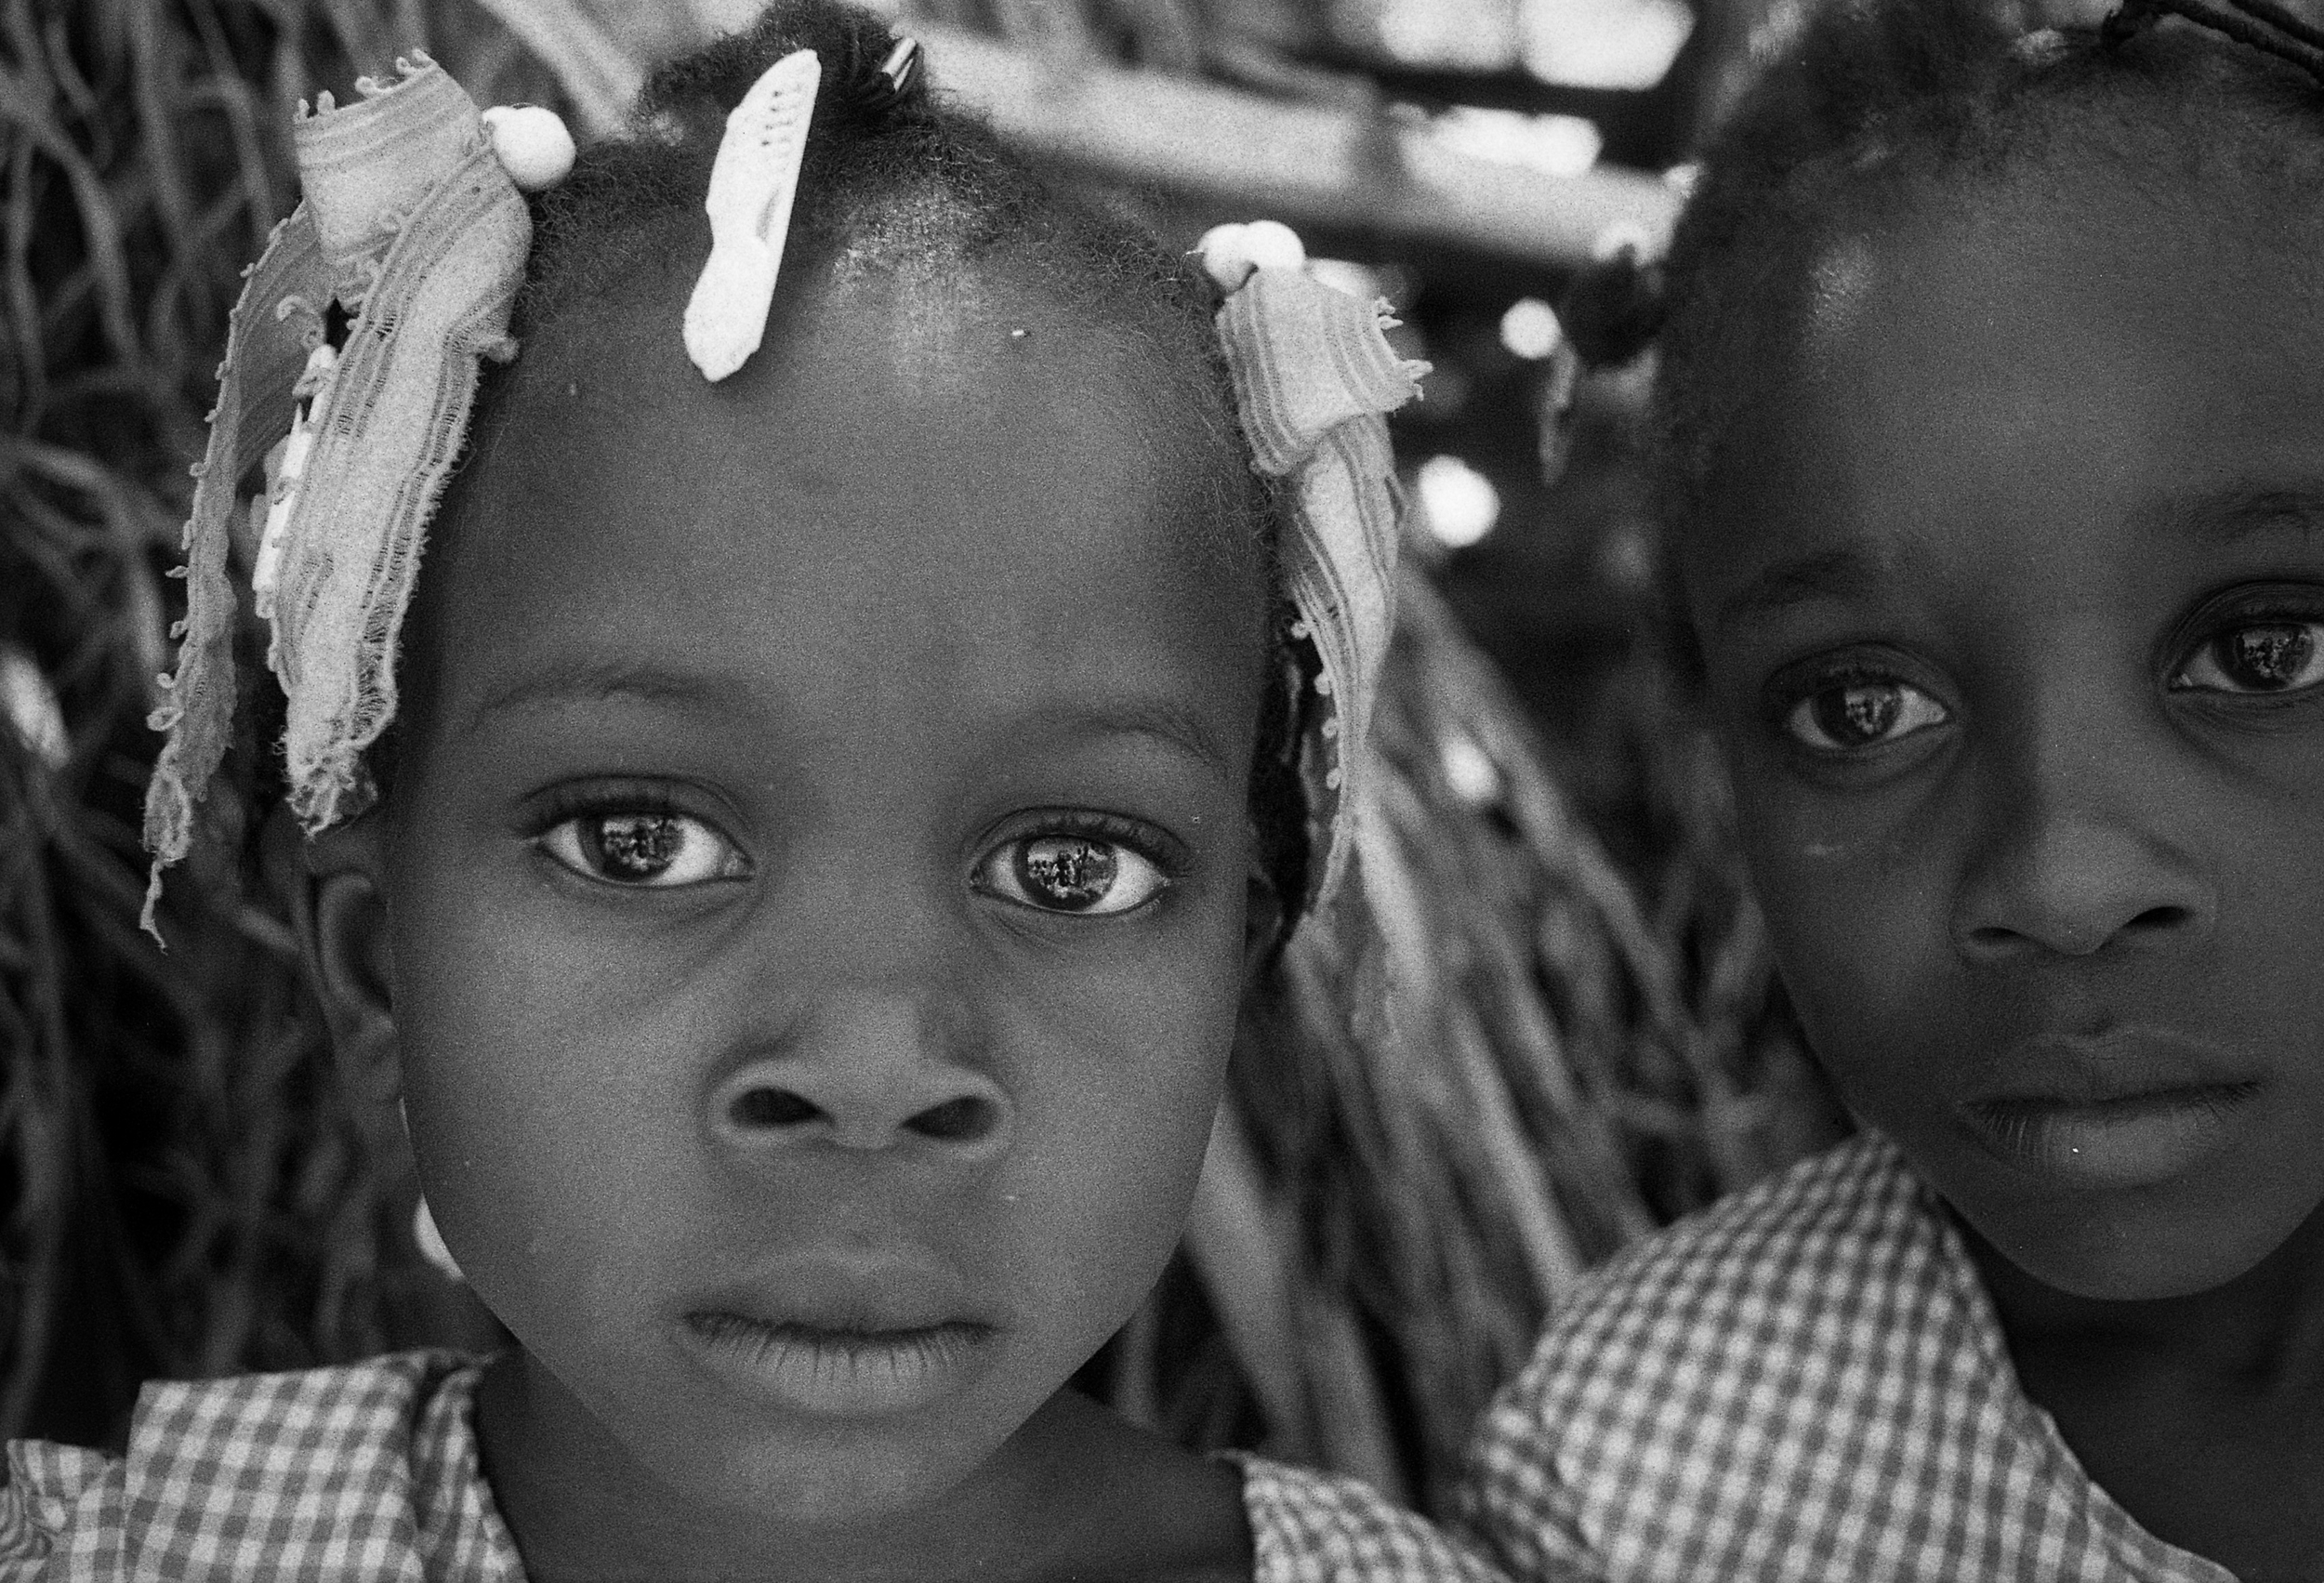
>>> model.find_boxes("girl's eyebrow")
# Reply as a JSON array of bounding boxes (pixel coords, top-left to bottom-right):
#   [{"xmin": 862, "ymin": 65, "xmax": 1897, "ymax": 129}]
[
  {"xmin": 1713, "ymin": 486, "xmax": 2324, "ymax": 639},
  {"xmin": 1711, "ymin": 546, "xmax": 1892, "ymax": 633},
  {"xmin": 2161, "ymin": 484, "xmax": 2324, "ymax": 544},
  {"xmin": 453, "ymin": 663, "xmax": 756, "ymax": 740},
  {"xmin": 451, "ymin": 668, "xmax": 1233, "ymax": 775},
  {"xmin": 1024, "ymin": 700, "xmax": 1235, "ymax": 779}
]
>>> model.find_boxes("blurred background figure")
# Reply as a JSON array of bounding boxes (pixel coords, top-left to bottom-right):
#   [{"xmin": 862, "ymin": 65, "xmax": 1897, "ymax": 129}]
[{"xmin": 0, "ymin": 0, "xmax": 1855, "ymax": 1515}]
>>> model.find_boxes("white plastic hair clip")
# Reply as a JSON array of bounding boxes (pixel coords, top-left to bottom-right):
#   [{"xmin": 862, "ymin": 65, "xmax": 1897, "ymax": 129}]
[{"xmin": 685, "ymin": 49, "xmax": 821, "ymax": 382}]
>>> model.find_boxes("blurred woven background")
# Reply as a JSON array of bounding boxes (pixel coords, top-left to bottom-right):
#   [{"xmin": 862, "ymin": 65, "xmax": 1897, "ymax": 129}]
[{"xmin": 0, "ymin": 0, "xmax": 1853, "ymax": 1514}]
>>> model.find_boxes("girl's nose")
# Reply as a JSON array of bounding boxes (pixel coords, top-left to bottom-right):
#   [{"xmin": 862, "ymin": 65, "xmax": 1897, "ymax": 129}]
[
  {"xmin": 1949, "ymin": 804, "xmax": 2213, "ymax": 963},
  {"xmin": 706, "ymin": 998, "xmax": 1013, "ymax": 1161}
]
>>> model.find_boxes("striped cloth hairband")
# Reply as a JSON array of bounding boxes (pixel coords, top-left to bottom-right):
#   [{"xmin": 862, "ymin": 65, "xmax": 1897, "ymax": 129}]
[{"xmin": 140, "ymin": 43, "xmax": 1423, "ymax": 935}]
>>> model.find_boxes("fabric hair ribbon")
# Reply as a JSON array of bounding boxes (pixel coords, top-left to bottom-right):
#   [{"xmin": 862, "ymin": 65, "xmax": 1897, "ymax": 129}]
[
  {"xmin": 140, "ymin": 57, "xmax": 548, "ymax": 937},
  {"xmin": 137, "ymin": 47, "xmax": 1406, "ymax": 943},
  {"xmin": 1199, "ymin": 222, "xmax": 1429, "ymax": 910}
]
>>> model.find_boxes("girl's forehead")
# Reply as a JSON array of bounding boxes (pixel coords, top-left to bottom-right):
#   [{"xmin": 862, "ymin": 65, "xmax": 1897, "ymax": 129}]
[
  {"xmin": 1831, "ymin": 181, "xmax": 2321, "ymax": 467},
  {"xmin": 505, "ymin": 264, "xmax": 1227, "ymax": 518},
  {"xmin": 1813, "ymin": 153, "xmax": 2317, "ymax": 357},
  {"xmin": 404, "ymin": 265, "xmax": 1263, "ymax": 755},
  {"xmin": 1685, "ymin": 168, "xmax": 2324, "ymax": 627}
]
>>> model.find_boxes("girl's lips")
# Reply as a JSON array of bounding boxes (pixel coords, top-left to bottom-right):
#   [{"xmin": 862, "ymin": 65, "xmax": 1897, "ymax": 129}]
[
  {"xmin": 679, "ymin": 1310, "xmax": 996, "ymax": 1418},
  {"xmin": 1961, "ymin": 1081, "xmax": 2264, "ymax": 1191}
]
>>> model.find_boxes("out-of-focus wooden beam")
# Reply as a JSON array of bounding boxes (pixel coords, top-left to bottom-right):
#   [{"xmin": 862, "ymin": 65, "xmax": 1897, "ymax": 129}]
[
  {"xmin": 471, "ymin": 1, "xmax": 1681, "ymax": 265},
  {"xmin": 915, "ymin": 22, "xmax": 1682, "ymax": 265}
]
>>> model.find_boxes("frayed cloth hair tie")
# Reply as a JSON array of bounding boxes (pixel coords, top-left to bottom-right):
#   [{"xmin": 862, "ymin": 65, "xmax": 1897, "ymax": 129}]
[
  {"xmin": 1199, "ymin": 222, "xmax": 1429, "ymax": 910},
  {"xmin": 136, "ymin": 42, "xmax": 1407, "ymax": 947},
  {"xmin": 140, "ymin": 56, "xmax": 562, "ymax": 938}
]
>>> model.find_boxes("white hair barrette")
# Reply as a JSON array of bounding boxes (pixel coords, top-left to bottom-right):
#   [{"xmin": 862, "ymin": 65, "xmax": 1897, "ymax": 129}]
[{"xmin": 684, "ymin": 48, "xmax": 821, "ymax": 382}]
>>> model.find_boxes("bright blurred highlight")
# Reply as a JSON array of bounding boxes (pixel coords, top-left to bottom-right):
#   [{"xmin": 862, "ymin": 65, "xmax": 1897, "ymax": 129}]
[
  {"xmin": 1499, "ymin": 297, "xmax": 1564, "ymax": 360},
  {"xmin": 1340, "ymin": 0, "xmax": 1520, "ymax": 70},
  {"xmin": 1440, "ymin": 733, "xmax": 1504, "ymax": 806},
  {"xmin": 1432, "ymin": 107, "xmax": 1602, "ymax": 178},
  {"xmin": 1416, "ymin": 455, "xmax": 1502, "ymax": 549},
  {"xmin": 1521, "ymin": 0, "xmax": 1695, "ymax": 90},
  {"xmin": 0, "ymin": 648, "xmax": 67, "ymax": 771},
  {"xmin": 1590, "ymin": 218, "xmax": 1657, "ymax": 262}
]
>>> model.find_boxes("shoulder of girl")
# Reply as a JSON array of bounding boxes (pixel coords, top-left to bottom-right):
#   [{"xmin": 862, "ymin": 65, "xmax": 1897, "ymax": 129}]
[
  {"xmin": 1535, "ymin": 1129, "xmax": 1927, "ymax": 1341},
  {"xmin": 0, "ymin": 1436, "xmax": 126, "ymax": 1577},
  {"xmin": 1456, "ymin": 1132, "xmax": 1961, "ymax": 1530},
  {"xmin": 0, "ymin": 1349, "xmax": 491, "ymax": 1578},
  {"xmin": 1228, "ymin": 1452, "xmax": 1512, "ymax": 1582},
  {"xmin": 1486, "ymin": 1132, "xmax": 1934, "ymax": 1394}
]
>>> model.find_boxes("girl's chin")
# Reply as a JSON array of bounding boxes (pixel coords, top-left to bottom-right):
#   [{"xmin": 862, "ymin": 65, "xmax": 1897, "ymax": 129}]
[
  {"xmin": 485, "ymin": 1340, "xmax": 1032, "ymax": 1537},
  {"xmin": 619, "ymin": 1405, "xmax": 1023, "ymax": 1532},
  {"xmin": 1952, "ymin": 1178, "xmax": 2318, "ymax": 1305}
]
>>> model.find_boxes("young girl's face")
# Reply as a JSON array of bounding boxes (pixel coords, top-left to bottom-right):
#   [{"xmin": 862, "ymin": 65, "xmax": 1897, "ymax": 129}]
[
  {"xmin": 333, "ymin": 269, "xmax": 1267, "ymax": 1524},
  {"xmin": 1680, "ymin": 163, "xmax": 2324, "ymax": 1303}
]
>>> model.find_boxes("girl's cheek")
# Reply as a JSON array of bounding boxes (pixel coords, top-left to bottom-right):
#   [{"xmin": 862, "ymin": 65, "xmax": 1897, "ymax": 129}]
[
  {"xmin": 1731, "ymin": 770, "xmax": 1954, "ymax": 1077},
  {"xmin": 392, "ymin": 848, "xmax": 704, "ymax": 1220}
]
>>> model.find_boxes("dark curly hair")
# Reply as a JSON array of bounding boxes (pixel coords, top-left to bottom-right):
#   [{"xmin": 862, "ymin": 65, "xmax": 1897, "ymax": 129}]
[
  {"xmin": 407, "ymin": 0, "xmax": 1314, "ymax": 925},
  {"xmin": 1646, "ymin": 0, "xmax": 2324, "ymax": 547}
]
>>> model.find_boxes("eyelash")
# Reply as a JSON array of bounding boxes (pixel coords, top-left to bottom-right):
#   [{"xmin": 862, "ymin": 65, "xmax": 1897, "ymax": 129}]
[
  {"xmin": 1767, "ymin": 605, "xmax": 2324, "ymax": 745},
  {"xmin": 2167, "ymin": 594, "xmax": 2324, "ymax": 698},
  {"xmin": 1766, "ymin": 655, "xmax": 1953, "ymax": 759},
  {"xmin": 527, "ymin": 784, "xmax": 749, "ymax": 890},
  {"xmin": 526, "ymin": 790, "xmax": 1191, "ymax": 910},
  {"xmin": 529, "ymin": 782, "xmax": 683, "ymax": 838},
  {"xmin": 988, "ymin": 811, "xmax": 1184, "ymax": 874},
  {"xmin": 971, "ymin": 811, "xmax": 1189, "ymax": 917}
]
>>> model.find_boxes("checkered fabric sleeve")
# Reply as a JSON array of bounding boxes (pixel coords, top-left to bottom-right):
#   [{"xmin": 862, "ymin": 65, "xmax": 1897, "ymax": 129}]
[
  {"xmin": 0, "ymin": 1350, "xmax": 515, "ymax": 1581},
  {"xmin": 0, "ymin": 1439, "xmax": 127, "ymax": 1577},
  {"xmin": 1233, "ymin": 1452, "xmax": 1513, "ymax": 1582},
  {"xmin": 1453, "ymin": 1134, "xmax": 2233, "ymax": 1583}
]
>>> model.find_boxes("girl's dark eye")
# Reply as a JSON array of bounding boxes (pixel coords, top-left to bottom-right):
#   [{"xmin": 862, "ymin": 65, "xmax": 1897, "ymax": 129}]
[
  {"xmin": 974, "ymin": 833, "xmax": 1169, "ymax": 917},
  {"xmin": 1783, "ymin": 678, "xmax": 1949, "ymax": 752},
  {"xmin": 2172, "ymin": 620, "xmax": 2324, "ymax": 695},
  {"xmin": 539, "ymin": 811, "xmax": 746, "ymax": 887}
]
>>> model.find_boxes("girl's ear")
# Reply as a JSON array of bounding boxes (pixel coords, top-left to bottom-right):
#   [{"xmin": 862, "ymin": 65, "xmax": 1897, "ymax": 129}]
[{"xmin": 283, "ymin": 807, "xmax": 401, "ymax": 1107}]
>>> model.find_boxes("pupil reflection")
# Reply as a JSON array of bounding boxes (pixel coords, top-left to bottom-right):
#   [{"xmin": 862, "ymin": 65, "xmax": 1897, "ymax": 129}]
[
  {"xmin": 2227, "ymin": 626, "xmax": 2313, "ymax": 690},
  {"xmin": 1819, "ymin": 684, "xmax": 1899, "ymax": 745},
  {"xmin": 593, "ymin": 815, "xmax": 681, "ymax": 878},
  {"xmin": 1018, "ymin": 837, "xmax": 1116, "ymax": 910}
]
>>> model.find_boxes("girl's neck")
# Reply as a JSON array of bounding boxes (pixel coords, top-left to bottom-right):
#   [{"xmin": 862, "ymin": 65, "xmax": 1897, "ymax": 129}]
[
  {"xmin": 471, "ymin": 1352, "xmax": 1250, "ymax": 1583},
  {"xmin": 1964, "ymin": 1198, "xmax": 2324, "ymax": 1392},
  {"xmin": 1962, "ymin": 1200, "xmax": 2324, "ymax": 1577}
]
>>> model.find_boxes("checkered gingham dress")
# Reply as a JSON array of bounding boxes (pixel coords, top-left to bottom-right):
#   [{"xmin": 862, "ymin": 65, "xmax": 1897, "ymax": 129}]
[
  {"xmin": 0, "ymin": 1350, "xmax": 1506, "ymax": 1581},
  {"xmin": 1457, "ymin": 1132, "xmax": 2237, "ymax": 1583}
]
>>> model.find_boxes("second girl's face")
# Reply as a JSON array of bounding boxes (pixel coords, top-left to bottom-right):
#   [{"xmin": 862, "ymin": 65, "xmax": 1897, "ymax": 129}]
[
  {"xmin": 1682, "ymin": 165, "xmax": 2324, "ymax": 1303},
  {"xmin": 367, "ymin": 269, "xmax": 1266, "ymax": 1524}
]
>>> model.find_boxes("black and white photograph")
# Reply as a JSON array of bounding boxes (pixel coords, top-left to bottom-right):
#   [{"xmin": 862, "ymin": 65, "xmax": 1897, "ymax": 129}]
[{"xmin": 1, "ymin": 0, "xmax": 2317, "ymax": 1575}]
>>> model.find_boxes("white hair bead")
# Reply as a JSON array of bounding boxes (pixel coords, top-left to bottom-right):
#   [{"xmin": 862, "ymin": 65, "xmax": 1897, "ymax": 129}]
[
  {"xmin": 1196, "ymin": 219, "xmax": 1309, "ymax": 291},
  {"xmin": 481, "ymin": 105, "xmax": 574, "ymax": 192},
  {"xmin": 1242, "ymin": 220, "xmax": 1307, "ymax": 270}
]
